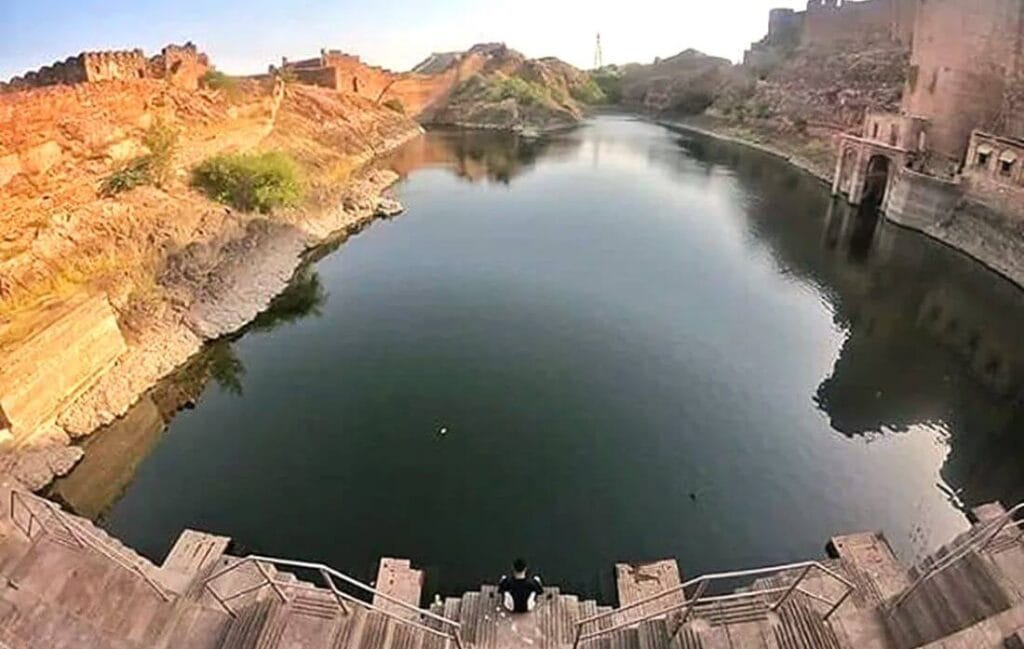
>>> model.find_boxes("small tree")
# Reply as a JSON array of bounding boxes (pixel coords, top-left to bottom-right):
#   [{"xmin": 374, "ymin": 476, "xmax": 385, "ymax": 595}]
[{"xmin": 142, "ymin": 119, "xmax": 179, "ymax": 188}]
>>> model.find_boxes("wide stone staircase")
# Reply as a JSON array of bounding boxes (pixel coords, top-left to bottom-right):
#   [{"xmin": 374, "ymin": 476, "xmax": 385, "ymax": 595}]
[{"xmin": 3, "ymin": 471, "xmax": 1024, "ymax": 648}]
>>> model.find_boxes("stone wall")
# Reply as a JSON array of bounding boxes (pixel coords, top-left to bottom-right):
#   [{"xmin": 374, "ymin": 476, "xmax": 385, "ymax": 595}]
[
  {"xmin": 885, "ymin": 166, "xmax": 963, "ymax": 225},
  {"xmin": 82, "ymin": 50, "xmax": 148, "ymax": 83},
  {"xmin": 2, "ymin": 44, "xmax": 208, "ymax": 93},
  {"xmin": 280, "ymin": 47, "xmax": 487, "ymax": 117},
  {"xmin": 802, "ymin": 0, "xmax": 915, "ymax": 47},
  {"xmin": 149, "ymin": 43, "xmax": 210, "ymax": 90},
  {"xmin": 902, "ymin": 0, "xmax": 1024, "ymax": 163},
  {"xmin": 0, "ymin": 295, "xmax": 127, "ymax": 445},
  {"xmin": 962, "ymin": 131, "xmax": 1024, "ymax": 219}
]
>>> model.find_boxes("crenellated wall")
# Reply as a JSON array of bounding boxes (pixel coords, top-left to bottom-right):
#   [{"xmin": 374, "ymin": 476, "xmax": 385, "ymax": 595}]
[
  {"xmin": 802, "ymin": 0, "xmax": 916, "ymax": 47},
  {"xmin": 2, "ymin": 43, "xmax": 209, "ymax": 93}
]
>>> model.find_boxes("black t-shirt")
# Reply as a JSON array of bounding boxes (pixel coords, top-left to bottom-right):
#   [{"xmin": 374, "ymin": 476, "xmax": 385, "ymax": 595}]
[{"xmin": 498, "ymin": 575, "xmax": 543, "ymax": 612}]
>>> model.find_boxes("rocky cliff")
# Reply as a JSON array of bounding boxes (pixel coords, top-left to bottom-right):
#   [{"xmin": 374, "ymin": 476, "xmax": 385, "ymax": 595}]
[
  {"xmin": 423, "ymin": 44, "xmax": 603, "ymax": 133},
  {"xmin": 0, "ymin": 71, "xmax": 422, "ymax": 487}
]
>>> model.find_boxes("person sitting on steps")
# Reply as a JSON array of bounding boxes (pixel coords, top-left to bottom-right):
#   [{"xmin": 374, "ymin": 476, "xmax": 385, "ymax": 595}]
[{"xmin": 498, "ymin": 558, "xmax": 543, "ymax": 613}]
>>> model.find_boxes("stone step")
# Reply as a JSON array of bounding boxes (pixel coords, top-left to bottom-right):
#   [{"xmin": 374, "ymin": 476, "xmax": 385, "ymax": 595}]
[
  {"xmin": 220, "ymin": 598, "xmax": 274, "ymax": 649},
  {"xmin": 774, "ymin": 595, "xmax": 842, "ymax": 649}
]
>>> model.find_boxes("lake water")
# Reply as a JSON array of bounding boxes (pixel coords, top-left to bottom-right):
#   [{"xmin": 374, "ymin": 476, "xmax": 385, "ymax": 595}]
[{"xmin": 53, "ymin": 116, "xmax": 1024, "ymax": 602}]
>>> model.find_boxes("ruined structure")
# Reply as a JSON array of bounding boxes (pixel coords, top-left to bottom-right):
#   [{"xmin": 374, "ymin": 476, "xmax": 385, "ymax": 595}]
[
  {"xmin": 834, "ymin": 0, "xmax": 1024, "ymax": 222},
  {"xmin": 0, "ymin": 42, "xmax": 209, "ymax": 93},
  {"xmin": 277, "ymin": 46, "xmax": 491, "ymax": 117}
]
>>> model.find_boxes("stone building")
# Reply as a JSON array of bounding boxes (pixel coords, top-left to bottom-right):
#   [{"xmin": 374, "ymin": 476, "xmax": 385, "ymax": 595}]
[
  {"xmin": 0, "ymin": 43, "xmax": 209, "ymax": 93},
  {"xmin": 833, "ymin": 0, "xmax": 1024, "ymax": 219}
]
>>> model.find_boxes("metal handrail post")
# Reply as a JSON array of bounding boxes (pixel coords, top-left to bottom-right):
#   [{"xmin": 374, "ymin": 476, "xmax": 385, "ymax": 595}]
[
  {"xmin": 667, "ymin": 578, "xmax": 708, "ymax": 643},
  {"xmin": 572, "ymin": 622, "xmax": 584, "ymax": 649},
  {"xmin": 254, "ymin": 560, "xmax": 288, "ymax": 604},
  {"xmin": 319, "ymin": 567, "xmax": 350, "ymax": 615},
  {"xmin": 823, "ymin": 585, "xmax": 852, "ymax": 620},
  {"xmin": 204, "ymin": 583, "xmax": 237, "ymax": 617},
  {"xmin": 771, "ymin": 565, "xmax": 813, "ymax": 611}
]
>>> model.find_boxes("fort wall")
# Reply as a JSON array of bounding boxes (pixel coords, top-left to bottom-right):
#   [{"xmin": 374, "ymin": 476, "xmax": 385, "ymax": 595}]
[
  {"xmin": 902, "ymin": 0, "xmax": 1023, "ymax": 163},
  {"xmin": 280, "ymin": 47, "xmax": 488, "ymax": 117},
  {"xmin": 802, "ymin": 0, "xmax": 916, "ymax": 47},
  {"xmin": 1, "ymin": 44, "xmax": 209, "ymax": 94}
]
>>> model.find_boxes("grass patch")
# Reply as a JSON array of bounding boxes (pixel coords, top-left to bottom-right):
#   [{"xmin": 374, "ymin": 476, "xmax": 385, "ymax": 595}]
[{"xmin": 191, "ymin": 151, "xmax": 303, "ymax": 213}]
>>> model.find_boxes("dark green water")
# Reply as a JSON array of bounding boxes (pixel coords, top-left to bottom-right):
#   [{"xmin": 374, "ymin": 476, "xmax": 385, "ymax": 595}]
[{"xmin": 54, "ymin": 116, "xmax": 1024, "ymax": 602}]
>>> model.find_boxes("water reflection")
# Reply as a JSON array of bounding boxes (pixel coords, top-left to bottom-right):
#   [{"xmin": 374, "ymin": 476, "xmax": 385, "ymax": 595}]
[
  {"xmin": 678, "ymin": 133, "xmax": 1024, "ymax": 508},
  {"xmin": 387, "ymin": 128, "xmax": 582, "ymax": 184},
  {"xmin": 57, "ymin": 119, "xmax": 1024, "ymax": 588}
]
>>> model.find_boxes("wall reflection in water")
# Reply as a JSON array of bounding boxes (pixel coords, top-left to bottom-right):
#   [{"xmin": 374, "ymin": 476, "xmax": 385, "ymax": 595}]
[
  {"xmin": 683, "ymin": 132, "xmax": 1024, "ymax": 510},
  {"xmin": 48, "ymin": 266, "xmax": 327, "ymax": 519}
]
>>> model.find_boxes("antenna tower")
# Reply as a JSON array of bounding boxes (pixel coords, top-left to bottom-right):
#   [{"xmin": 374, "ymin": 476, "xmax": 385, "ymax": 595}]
[{"xmin": 594, "ymin": 33, "xmax": 604, "ymax": 69}]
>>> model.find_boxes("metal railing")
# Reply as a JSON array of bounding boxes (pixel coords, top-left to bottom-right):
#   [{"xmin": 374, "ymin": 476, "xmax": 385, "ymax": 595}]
[
  {"xmin": 8, "ymin": 489, "xmax": 172, "ymax": 601},
  {"xmin": 888, "ymin": 501, "xmax": 1024, "ymax": 615},
  {"xmin": 204, "ymin": 555, "xmax": 465, "ymax": 648},
  {"xmin": 572, "ymin": 560, "xmax": 855, "ymax": 649}
]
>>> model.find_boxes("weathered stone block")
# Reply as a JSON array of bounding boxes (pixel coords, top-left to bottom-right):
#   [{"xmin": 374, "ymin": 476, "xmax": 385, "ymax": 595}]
[{"xmin": 0, "ymin": 294, "xmax": 127, "ymax": 445}]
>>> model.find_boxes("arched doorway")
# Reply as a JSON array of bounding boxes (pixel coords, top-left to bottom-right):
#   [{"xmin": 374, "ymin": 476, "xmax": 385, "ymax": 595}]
[{"xmin": 861, "ymin": 154, "xmax": 892, "ymax": 212}]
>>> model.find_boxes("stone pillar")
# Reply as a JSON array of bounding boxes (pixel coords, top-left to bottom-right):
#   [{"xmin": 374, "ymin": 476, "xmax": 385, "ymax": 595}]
[
  {"xmin": 832, "ymin": 146, "xmax": 846, "ymax": 196},
  {"xmin": 848, "ymin": 147, "xmax": 867, "ymax": 205}
]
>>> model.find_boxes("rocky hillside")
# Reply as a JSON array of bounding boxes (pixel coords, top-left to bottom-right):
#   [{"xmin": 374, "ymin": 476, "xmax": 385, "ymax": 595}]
[
  {"xmin": 424, "ymin": 44, "xmax": 604, "ymax": 133},
  {"xmin": 0, "ymin": 70, "xmax": 422, "ymax": 484},
  {"xmin": 712, "ymin": 41, "xmax": 909, "ymax": 129},
  {"xmin": 0, "ymin": 78, "xmax": 417, "ymax": 320},
  {"xmin": 615, "ymin": 49, "xmax": 736, "ymax": 114}
]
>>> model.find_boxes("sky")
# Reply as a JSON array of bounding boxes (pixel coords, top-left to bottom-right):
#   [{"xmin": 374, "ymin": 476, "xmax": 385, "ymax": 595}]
[{"xmin": 0, "ymin": 0, "xmax": 807, "ymax": 81}]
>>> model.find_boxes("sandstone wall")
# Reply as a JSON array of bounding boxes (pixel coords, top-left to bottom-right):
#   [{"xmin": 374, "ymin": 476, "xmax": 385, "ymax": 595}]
[
  {"xmin": 150, "ymin": 43, "xmax": 210, "ymax": 90},
  {"xmin": 802, "ymin": 0, "xmax": 915, "ymax": 47},
  {"xmin": 2, "ymin": 44, "xmax": 208, "ymax": 94},
  {"xmin": 903, "ymin": 0, "xmax": 1024, "ymax": 162},
  {"xmin": 0, "ymin": 295, "xmax": 126, "ymax": 445},
  {"xmin": 962, "ymin": 132, "xmax": 1024, "ymax": 219},
  {"xmin": 82, "ymin": 51, "xmax": 148, "ymax": 83}
]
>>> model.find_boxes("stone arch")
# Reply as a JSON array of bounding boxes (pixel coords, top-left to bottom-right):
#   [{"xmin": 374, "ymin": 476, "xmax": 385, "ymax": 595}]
[{"xmin": 862, "ymin": 154, "xmax": 892, "ymax": 211}]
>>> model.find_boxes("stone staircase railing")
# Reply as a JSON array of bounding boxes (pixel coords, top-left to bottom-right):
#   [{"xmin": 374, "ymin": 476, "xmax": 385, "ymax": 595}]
[
  {"xmin": 204, "ymin": 554, "xmax": 466, "ymax": 648},
  {"xmin": 571, "ymin": 560, "xmax": 856, "ymax": 649},
  {"xmin": 7, "ymin": 488, "xmax": 173, "ymax": 601},
  {"xmin": 887, "ymin": 501, "xmax": 1024, "ymax": 615}
]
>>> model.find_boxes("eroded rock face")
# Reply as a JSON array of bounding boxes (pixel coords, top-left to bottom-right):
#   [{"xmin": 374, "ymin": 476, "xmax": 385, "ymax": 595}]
[{"xmin": 424, "ymin": 44, "xmax": 598, "ymax": 133}]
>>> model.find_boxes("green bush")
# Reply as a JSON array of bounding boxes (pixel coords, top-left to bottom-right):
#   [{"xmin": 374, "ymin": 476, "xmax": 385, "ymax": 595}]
[
  {"xmin": 100, "ymin": 120, "xmax": 179, "ymax": 196},
  {"xmin": 570, "ymin": 78, "xmax": 608, "ymax": 105},
  {"xmin": 382, "ymin": 98, "xmax": 405, "ymax": 114},
  {"xmin": 191, "ymin": 151, "xmax": 302, "ymax": 213},
  {"xmin": 202, "ymin": 70, "xmax": 236, "ymax": 91},
  {"xmin": 592, "ymin": 71, "xmax": 623, "ymax": 104},
  {"xmin": 487, "ymin": 76, "xmax": 550, "ymax": 106},
  {"xmin": 100, "ymin": 156, "xmax": 153, "ymax": 196}
]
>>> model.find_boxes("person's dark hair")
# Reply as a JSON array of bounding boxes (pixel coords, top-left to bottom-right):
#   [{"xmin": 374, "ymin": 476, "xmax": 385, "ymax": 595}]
[{"xmin": 513, "ymin": 558, "xmax": 527, "ymax": 573}]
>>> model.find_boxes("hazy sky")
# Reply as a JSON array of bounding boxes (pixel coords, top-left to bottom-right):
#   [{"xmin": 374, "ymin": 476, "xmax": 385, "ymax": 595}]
[{"xmin": 0, "ymin": 1, "xmax": 806, "ymax": 81}]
